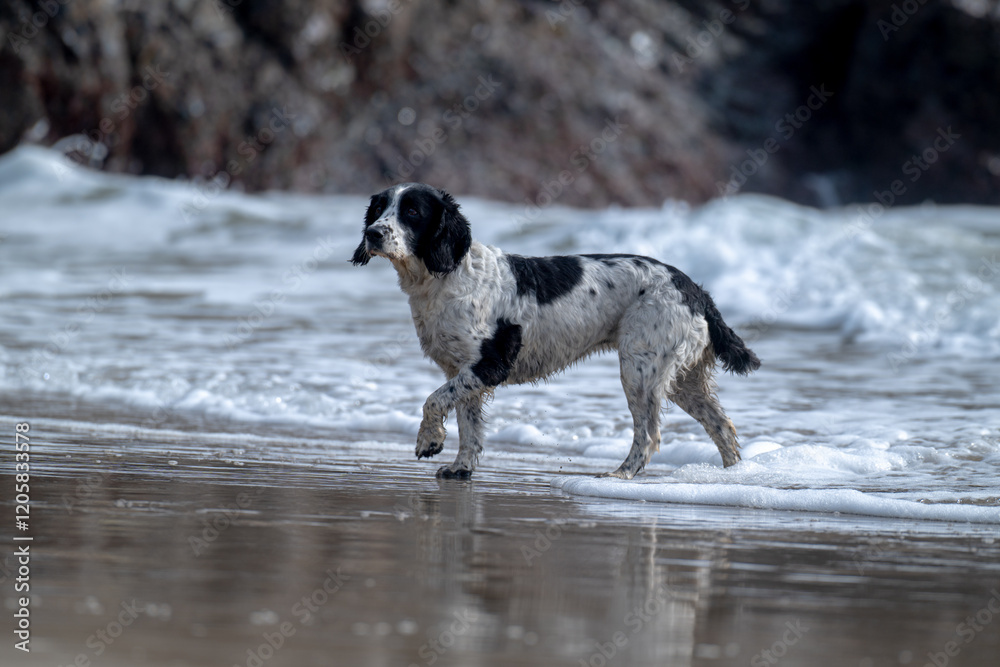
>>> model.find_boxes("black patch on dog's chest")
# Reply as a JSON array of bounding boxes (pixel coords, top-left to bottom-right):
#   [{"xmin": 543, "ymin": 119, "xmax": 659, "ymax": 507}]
[
  {"xmin": 471, "ymin": 319, "xmax": 523, "ymax": 387},
  {"xmin": 505, "ymin": 254, "xmax": 583, "ymax": 305}
]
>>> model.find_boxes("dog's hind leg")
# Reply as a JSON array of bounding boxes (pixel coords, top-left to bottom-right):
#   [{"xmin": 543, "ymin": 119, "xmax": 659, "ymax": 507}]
[
  {"xmin": 436, "ymin": 394, "xmax": 484, "ymax": 479},
  {"xmin": 602, "ymin": 351, "xmax": 666, "ymax": 480},
  {"xmin": 669, "ymin": 352, "xmax": 742, "ymax": 467}
]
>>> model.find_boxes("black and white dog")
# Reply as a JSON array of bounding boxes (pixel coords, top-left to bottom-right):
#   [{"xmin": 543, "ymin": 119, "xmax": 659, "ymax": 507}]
[{"xmin": 352, "ymin": 183, "xmax": 760, "ymax": 479}]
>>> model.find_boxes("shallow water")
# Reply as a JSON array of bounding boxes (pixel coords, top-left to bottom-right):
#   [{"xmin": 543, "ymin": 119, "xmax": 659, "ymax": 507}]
[
  {"xmin": 2, "ymin": 147, "xmax": 998, "ymax": 518},
  {"xmin": 1, "ymin": 148, "xmax": 1000, "ymax": 665}
]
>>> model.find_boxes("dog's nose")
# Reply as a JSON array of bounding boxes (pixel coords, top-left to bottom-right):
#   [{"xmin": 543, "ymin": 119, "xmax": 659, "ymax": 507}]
[{"xmin": 365, "ymin": 227, "xmax": 384, "ymax": 243}]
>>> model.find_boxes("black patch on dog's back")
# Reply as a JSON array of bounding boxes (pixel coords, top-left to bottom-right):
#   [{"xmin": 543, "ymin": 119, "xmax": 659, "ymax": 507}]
[
  {"xmin": 505, "ymin": 255, "xmax": 583, "ymax": 305},
  {"xmin": 588, "ymin": 255, "xmax": 621, "ymax": 266},
  {"xmin": 582, "ymin": 253, "xmax": 656, "ymax": 266},
  {"xmin": 472, "ymin": 319, "xmax": 523, "ymax": 387}
]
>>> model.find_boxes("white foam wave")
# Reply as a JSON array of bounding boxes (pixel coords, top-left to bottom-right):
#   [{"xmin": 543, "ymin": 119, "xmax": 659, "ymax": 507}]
[{"xmin": 553, "ymin": 477, "xmax": 1000, "ymax": 524}]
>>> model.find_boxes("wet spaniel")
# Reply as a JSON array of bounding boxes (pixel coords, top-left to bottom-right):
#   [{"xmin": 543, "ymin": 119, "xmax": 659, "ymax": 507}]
[{"xmin": 352, "ymin": 183, "xmax": 760, "ymax": 479}]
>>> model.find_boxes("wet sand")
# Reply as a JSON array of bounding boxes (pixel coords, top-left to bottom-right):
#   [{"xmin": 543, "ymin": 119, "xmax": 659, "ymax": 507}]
[{"xmin": 3, "ymin": 396, "xmax": 1000, "ymax": 667}]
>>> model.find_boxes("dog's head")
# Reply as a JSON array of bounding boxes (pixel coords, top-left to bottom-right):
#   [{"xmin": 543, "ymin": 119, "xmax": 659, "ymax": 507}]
[{"xmin": 351, "ymin": 183, "xmax": 472, "ymax": 276}]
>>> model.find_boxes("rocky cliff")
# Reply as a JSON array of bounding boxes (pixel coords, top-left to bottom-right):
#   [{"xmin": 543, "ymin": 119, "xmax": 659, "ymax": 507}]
[{"xmin": 1, "ymin": 0, "xmax": 998, "ymax": 208}]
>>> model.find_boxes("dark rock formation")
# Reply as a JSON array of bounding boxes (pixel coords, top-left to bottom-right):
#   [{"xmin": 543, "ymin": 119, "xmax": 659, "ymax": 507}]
[
  {"xmin": 691, "ymin": 0, "xmax": 1000, "ymax": 206},
  {"xmin": 1, "ymin": 0, "xmax": 998, "ymax": 208}
]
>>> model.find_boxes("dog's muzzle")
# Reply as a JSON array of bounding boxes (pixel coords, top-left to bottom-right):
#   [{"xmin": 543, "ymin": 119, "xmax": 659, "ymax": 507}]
[{"xmin": 365, "ymin": 225, "xmax": 385, "ymax": 252}]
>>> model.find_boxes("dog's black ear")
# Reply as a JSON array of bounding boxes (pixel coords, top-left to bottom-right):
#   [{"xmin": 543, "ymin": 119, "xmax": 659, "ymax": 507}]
[
  {"xmin": 419, "ymin": 190, "xmax": 472, "ymax": 275},
  {"xmin": 350, "ymin": 195, "xmax": 380, "ymax": 266}
]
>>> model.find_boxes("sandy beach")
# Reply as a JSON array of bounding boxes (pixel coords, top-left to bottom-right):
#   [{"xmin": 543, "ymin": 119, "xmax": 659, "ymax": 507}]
[{"xmin": 3, "ymin": 393, "xmax": 999, "ymax": 667}]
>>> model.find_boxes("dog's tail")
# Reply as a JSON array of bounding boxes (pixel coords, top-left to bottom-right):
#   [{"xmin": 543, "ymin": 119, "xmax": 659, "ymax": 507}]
[
  {"xmin": 704, "ymin": 298, "xmax": 761, "ymax": 375},
  {"xmin": 669, "ymin": 267, "xmax": 761, "ymax": 375}
]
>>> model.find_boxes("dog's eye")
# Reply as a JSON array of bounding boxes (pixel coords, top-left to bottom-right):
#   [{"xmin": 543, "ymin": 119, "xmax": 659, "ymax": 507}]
[
  {"xmin": 406, "ymin": 207, "xmax": 418, "ymax": 218},
  {"xmin": 372, "ymin": 206, "xmax": 383, "ymax": 218}
]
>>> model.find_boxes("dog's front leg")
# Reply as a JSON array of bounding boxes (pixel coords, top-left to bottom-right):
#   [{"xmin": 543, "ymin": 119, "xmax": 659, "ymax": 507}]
[
  {"xmin": 416, "ymin": 319, "xmax": 521, "ymax": 478},
  {"xmin": 436, "ymin": 394, "xmax": 484, "ymax": 479},
  {"xmin": 415, "ymin": 370, "xmax": 485, "ymax": 469}
]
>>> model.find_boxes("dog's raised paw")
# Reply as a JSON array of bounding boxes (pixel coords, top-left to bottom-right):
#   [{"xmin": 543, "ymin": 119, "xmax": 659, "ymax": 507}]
[
  {"xmin": 416, "ymin": 416, "xmax": 447, "ymax": 459},
  {"xmin": 416, "ymin": 441, "xmax": 444, "ymax": 459}
]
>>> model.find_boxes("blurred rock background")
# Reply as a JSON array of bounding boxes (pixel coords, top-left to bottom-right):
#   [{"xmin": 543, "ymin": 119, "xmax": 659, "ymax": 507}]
[{"xmin": 1, "ymin": 0, "xmax": 998, "ymax": 208}]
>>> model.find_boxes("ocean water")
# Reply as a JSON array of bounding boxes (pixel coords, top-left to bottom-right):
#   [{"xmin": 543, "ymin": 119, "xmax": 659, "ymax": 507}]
[{"xmin": 2, "ymin": 146, "xmax": 999, "ymax": 525}]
